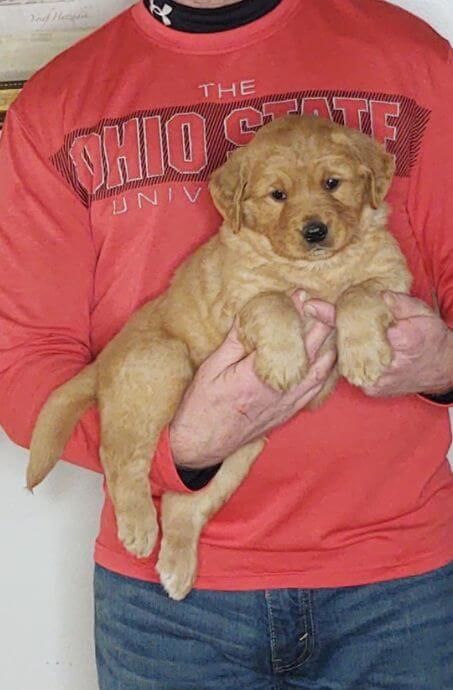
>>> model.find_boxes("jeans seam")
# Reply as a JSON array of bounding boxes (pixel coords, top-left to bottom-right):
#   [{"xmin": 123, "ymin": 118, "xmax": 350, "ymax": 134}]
[
  {"xmin": 265, "ymin": 590, "xmax": 281, "ymax": 672},
  {"xmin": 269, "ymin": 590, "xmax": 316, "ymax": 675},
  {"xmin": 274, "ymin": 591, "xmax": 315, "ymax": 674},
  {"xmin": 306, "ymin": 589, "xmax": 316, "ymax": 663}
]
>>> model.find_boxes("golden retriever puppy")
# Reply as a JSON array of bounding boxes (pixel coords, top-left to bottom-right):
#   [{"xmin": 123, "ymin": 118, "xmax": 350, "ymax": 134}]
[{"xmin": 26, "ymin": 115, "xmax": 411, "ymax": 600}]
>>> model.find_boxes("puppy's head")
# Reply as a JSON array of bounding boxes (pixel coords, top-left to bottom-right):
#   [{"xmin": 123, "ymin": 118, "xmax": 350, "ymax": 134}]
[{"xmin": 209, "ymin": 115, "xmax": 395, "ymax": 261}]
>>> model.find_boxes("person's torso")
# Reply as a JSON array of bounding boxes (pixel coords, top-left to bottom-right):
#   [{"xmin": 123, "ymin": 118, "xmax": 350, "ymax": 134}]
[{"xmin": 20, "ymin": 0, "xmax": 453, "ymax": 587}]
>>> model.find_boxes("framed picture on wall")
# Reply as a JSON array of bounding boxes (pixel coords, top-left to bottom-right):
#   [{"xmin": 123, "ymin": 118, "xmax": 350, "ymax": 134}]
[
  {"xmin": 0, "ymin": 80, "xmax": 24, "ymax": 132},
  {"xmin": 0, "ymin": 0, "xmax": 136, "ymax": 79}
]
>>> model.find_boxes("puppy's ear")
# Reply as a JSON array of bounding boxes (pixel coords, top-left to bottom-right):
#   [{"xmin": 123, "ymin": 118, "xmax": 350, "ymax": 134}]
[
  {"xmin": 359, "ymin": 141, "xmax": 396, "ymax": 209},
  {"xmin": 209, "ymin": 148, "xmax": 249, "ymax": 233}
]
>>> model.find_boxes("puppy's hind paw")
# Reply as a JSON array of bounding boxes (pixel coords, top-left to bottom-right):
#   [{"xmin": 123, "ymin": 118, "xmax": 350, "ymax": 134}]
[{"xmin": 156, "ymin": 537, "xmax": 198, "ymax": 601}]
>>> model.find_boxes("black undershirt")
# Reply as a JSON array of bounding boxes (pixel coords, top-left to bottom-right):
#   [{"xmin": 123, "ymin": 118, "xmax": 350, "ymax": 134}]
[
  {"xmin": 141, "ymin": 0, "xmax": 453, "ymax": 486},
  {"xmin": 422, "ymin": 388, "xmax": 453, "ymax": 405},
  {"xmin": 144, "ymin": 0, "xmax": 282, "ymax": 33}
]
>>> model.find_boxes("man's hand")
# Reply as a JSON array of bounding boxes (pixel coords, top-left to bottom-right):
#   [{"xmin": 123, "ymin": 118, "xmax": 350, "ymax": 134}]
[
  {"xmin": 169, "ymin": 294, "xmax": 337, "ymax": 470},
  {"xmin": 362, "ymin": 291, "xmax": 453, "ymax": 398}
]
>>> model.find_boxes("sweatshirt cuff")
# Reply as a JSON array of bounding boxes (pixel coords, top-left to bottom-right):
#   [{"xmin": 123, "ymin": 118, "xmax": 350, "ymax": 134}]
[
  {"xmin": 151, "ymin": 426, "xmax": 221, "ymax": 494},
  {"xmin": 151, "ymin": 426, "xmax": 193, "ymax": 495},
  {"xmin": 418, "ymin": 388, "xmax": 453, "ymax": 407}
]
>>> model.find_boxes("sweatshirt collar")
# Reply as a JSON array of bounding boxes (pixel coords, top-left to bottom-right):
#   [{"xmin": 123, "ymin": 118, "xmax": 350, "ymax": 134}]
[{"xmin": 130, "ymin": 0, "xmax": 301, "ymax": 54}]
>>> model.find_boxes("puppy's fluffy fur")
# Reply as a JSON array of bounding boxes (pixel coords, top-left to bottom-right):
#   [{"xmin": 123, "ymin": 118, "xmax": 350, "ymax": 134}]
[{"xmin": 27, "ymin": 116, "xmax": 411, "ymax": 600}]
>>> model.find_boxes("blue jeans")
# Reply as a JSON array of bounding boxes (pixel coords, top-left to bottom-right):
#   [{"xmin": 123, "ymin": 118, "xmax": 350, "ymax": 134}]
[{"xmin": 94, "ymin": 561, "xmax": 453, "ymax": 689}]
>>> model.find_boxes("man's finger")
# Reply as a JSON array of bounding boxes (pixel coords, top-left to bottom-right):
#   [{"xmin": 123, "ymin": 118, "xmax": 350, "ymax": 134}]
[
  {"xmin": 292, "ymin": 348, "xmax": 337, "ymax": 402},
  {"xmin": 362, "ymin": 384, "xmax": 383, "ymax": 397},
  {"xmin": 362, "ymin": 361, "xmax": 408, "ymax": 396},
  {"xmin": 387, "ymin": 324, "xmax": 411, "ymax": 351},
  {"xmin": 302, "ymin": 299, "xmax": 336, "ymax": 362},
  {"xmin": 385, "ymin": 329, "xmax": 400, "ymax": 352},
  {"xmin": 362, "ymin": 375, "xmax": 395, "ymax": 396},
  {"xmin": 383, "ymin": 291, "xmax": 432, "ymax": 320},
  {"xmin": 387, "ymin": 321, "xmax": 424, "ymax": 351},
  {"xmin": 363, "ymin": 383, "xmax": 403, "ymax": 398},
  {"xmin": 204, "ymin": 320, "xmax": 247, "ymax": 376},
  {"xmin": 303, "ymin": 299, "xmax": 336, "ymax": 327},
  {"xmin": 305, "ymin": 321, "xmax": 336, "ymax": 362},
  {"xmin": 290, "ymin": 289, "xmax": 310, "ymax": 316}
]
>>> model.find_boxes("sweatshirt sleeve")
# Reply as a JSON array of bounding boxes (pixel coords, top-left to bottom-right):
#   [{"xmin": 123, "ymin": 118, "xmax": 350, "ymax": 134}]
[
  {"xmin": 0, "ymin": 104, "xmax": 192, "ymax": 493},
  {"xmin": 408, "ymin": 47, "xmax": 453, "ymax": 328},
  {"xmin": 407, "ymin": 47, "xmax": 453, "ymax": 406}
]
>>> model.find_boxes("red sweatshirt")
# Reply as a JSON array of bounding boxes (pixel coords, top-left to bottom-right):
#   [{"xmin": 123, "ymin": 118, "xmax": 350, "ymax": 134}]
[{"xmin": 1, "ymin": 0, "xmax": 452, "ymax": 590}]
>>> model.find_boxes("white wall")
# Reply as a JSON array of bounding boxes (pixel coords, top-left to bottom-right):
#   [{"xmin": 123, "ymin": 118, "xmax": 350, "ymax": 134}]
[
  {"xmin": 0, "ymin": 447, "xmax": 103, "ymax": 690},
  {"xmin": 0, "ymin": 2, "xmax": 452, "ymax": 690}
]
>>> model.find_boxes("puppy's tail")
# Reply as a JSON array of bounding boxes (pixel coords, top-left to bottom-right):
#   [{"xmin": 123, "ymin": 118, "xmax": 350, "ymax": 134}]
[{"xmin": 27, "ymin": 363, "xmax": 97, "ymax": 490}]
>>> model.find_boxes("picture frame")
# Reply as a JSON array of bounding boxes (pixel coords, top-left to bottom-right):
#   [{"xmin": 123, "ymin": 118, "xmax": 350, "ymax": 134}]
[
  {"xmin": 0, "ymin": 0, "xmax": 136, "ymax": 82},
  {"xmin": 0, "ymin": 1, "xmax": 136, "ymax": 132},
  {"xmin": 0, "ymin": 80, "xmax": 24, "ymax": 131}
]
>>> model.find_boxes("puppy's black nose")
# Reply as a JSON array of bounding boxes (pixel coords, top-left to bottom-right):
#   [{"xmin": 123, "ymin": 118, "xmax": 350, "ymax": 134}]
[{"xmin": 302, "ymin": 221, "xmax": 328, "ymax": 244}]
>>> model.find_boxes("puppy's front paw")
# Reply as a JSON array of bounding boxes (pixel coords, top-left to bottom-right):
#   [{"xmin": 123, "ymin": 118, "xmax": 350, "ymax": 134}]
[
  {"xmin": 338, "ymin": 332, "xmax": 392, "ymax": 387},
  {"xmin": 117, "ymin": 504, "xmax": 158, "ymax": 558},
  {"xmin": 255, "ymin": 339, "xmax": 308, "ymax": 392}
]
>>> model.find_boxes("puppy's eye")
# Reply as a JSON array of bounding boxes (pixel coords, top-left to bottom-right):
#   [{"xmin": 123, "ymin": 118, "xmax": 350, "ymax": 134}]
[
  {"xmin": 270, "ymin": 189, "xmax": 287, "ymax": 202},
  {"xmin": 324, "ymin": 178, "xmax": 341, "ymax": 191}
]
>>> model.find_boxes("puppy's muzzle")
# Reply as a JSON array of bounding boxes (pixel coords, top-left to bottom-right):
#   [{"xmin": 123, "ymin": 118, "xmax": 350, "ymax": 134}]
[{"xmin": 302, "ymin": 220, "xmax": 329, "ymax": 244}]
